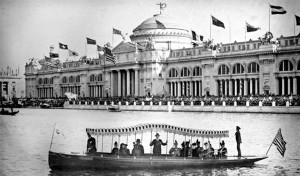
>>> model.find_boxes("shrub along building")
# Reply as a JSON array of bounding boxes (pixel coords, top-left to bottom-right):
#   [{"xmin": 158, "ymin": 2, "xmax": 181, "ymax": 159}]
[{"xmin": 24, "ymin": 14, "xmax": 300, "ymax": 98}]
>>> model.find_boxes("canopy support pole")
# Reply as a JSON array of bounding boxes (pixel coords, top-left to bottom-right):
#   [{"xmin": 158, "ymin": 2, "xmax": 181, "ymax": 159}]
[
  {"xmin": 184, "ymin": 135, "xmax": 186, "ymax": 158},
  {"xmin": 126, "ymin": 134, "xmax": 128, "ymax": 145},
  {"xmin": 141, "ymin": 132, "xmax": 143, "ymax": 144},
  {"xmin": 118, "ymin": 135, "xmax": 120, "ymax": 157},
  {"xmin": 111, "ymin": 135, "xmax": 114, "ymax": 152},
  {"xmin": 165, "ymin": 131, "xmax": 168, "ymax": 158},
  {"xmin": 97, "ymin": 135, "xmax": 98, "ymax": 152},
  {"xmin": 173, "ymin": 133, "xmax": 175, "ymax": 145},
  {"xmin": 101, "ymin": 134, "xmax": 103, "ymax": 153},
  {"xmin": 150, "ymin": 130, "xmax": 153, "ymax": 154}
]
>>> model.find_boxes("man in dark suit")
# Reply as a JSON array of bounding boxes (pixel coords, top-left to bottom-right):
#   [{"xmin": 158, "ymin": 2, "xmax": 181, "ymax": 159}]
[
  {"xmin": 235, "ymin": 126, "xmax": 242, "ymax": 157},
  {"xmin": 86, "ymin": 133, "xmax": 97, "ymax": 153},
  {"xmin": 150, "ymin": 133, "xmax": 167, "ymax": 156}
]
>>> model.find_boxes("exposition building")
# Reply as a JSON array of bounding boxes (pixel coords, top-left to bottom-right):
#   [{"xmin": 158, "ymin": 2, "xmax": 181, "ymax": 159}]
[{"xmin": 24, "ymin": 13, "xmax": 300, "ymax": 98}]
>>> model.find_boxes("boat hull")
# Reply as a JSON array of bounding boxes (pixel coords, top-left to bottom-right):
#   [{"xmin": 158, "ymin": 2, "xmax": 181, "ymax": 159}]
[
  {"xmin": 49, "ymin": 151, "xmax": 267, "ymax": 170},
  {"xmin": 0, "ymin": 110, "xmax": 19, "ymax": 115}
]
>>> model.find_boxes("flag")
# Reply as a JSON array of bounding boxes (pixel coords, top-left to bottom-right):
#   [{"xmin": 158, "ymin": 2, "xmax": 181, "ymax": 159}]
[
  {"xmin": 212, "ymin": 16, "xmax": 225, "ymax": 28},
  {"xmin": 156, "ymin": 20, "xmax": 166, "ymax": 29},
  {"xmin": 97, "ymin": 45, "xmax": 104, "ymax": 51},
  {"xmin": 59, "ymin": 43, "xmax": 68, "ymax": 49},
  {"xmin": 104, "ymin": 47, "xmax": 116, "ymax": 64},
  {"xmin": 113, "ymin": 28, "xmax": 122, "ymax": 36},
  {"xmin": 191, "ymin": 30, "xmax": 197, "ymax": 40},
  {"xmin": 296, "ymin": 15, "xmax": 300, "ymax": 26},
  {"xmin": 87, "ymin": 37, "xmax": 96, "ymax": 45},
  {"xmin": 246, "ymin": 22, "xmax": 260, "ymax": 32},
  {"xmin": 273, "ymin": 128, "xmax": 287, "ymax": 157},
  {"xmin": 68, "ymin": 49, "xmax": 78, "ymax": 56},
  {"xmin": 270, "ymin": 5, "xmax": 286, "ymax": 15},
  {"xmin": 50, "ymin": 53, "xmax": 59, "ymax": 58}
]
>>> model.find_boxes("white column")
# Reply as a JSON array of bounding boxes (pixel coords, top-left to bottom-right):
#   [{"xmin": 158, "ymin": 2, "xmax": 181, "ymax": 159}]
[
  {"xmin": 293, "ymin": 77, "xmax": 297, "ymax": 95},
  {"xmin": 118, "ymin": 70, "xmax": 121, "ymax": 96},
  {"xmin": 224, "ymin": 80, "xmax": 228, "ymax": 96},
  {"xmin": 110, "ymin": 72, "xmax": 114, "ymax": 97},
  {"xmin": 199, "ymin": 81, "xmax": 202, "ymax": 96},
  {"xmin": 234, "ymin": 79, "xmax": 238, "ymax": 96},
  {"xmin": 190, "ymin": 81, "xmax": 193, "ymax": 96},
  {"xmin": 170, "ymin": 82, "xmax": 173, "ymax": 96},
  {"xmin": 229, "ymin": 80, "xmax": 233, "ymax": 96},
  {"xmin": 134, "ymin": 69, "xmax": 139, "ymax": 96},
  {"xmin": 240, "ymin": 79, "xmax": 243, "ymax": 96},
  {"xmin": 282, "ymin": 77, "xmax": 285, "ymax": 95},
  {"xmin": 255, "ymin": 78, "xmax": 258, "ymax": 95},
  {"xmin": 178, "ymin": 81, "xmax": 181, "ymax": 96},
  {"xmin": 244, "ymin": 79, "xmax": 248, "ymax": 96},
  {"xmin": 287, "ymin": 77, "xmax": 291, "ymax": 95}
]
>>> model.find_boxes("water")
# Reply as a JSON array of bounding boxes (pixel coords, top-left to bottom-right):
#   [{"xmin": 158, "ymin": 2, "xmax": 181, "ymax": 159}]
[{"xmin": 0, "ymin": 109, "xmax": 300, "ymax": 176}]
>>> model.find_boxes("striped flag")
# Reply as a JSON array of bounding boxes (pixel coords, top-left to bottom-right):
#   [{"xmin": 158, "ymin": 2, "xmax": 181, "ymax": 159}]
[
  {"xmin": 59, "ymin": 43, "xmax": 68, "ymax": 49},
  {"xmin": 273, "ymin": 128, "xmax": 287, "ymax": 156},
  {"xmin": 270, "ymin": 5, "xmax": 286, "ymax": 15},
  {"xmin": 87, "ymin": 37, "xmax": 96, "ymax": 45},
  {"xmin": 104, "ymin": 47, "xmax": 116, "ymax": 65},
  {"xmin": 212, "ymin": 16, "xmax": 225, "ymax": 28},
  {"xmin": 246, "ymin": 22, "xmax": 260, "ymax": 32},
  {"xmin": 295, "ymin": 15, "xmax": 300, "ymax": 26},
  {"xmin": 113, "ymin": 28, "xmax": 122, "ymax": 36}
]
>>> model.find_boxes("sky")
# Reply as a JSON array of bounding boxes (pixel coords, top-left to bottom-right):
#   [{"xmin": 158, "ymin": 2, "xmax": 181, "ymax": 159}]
[{"xmin": 0, "ymin": 0, "xmax": 299, "ymax": 77}]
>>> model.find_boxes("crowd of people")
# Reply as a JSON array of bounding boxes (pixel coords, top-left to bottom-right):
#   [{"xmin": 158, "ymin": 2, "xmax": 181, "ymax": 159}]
[
  {"xmin": 72, "ymin": 94, "xmax": 300, "ymax": 106},
  {"xmin": 86, "ymin": 132, "xmax": 229, "ymax": 158}
]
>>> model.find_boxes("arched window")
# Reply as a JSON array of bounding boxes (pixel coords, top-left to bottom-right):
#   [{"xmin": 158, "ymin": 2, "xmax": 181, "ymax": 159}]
[
  {"xmin": 98, "ymin": 74, "xmax": 102, "ymax": 81},
  {"xmin": 43, "ymin": 78, "xmax": 48, "ymax": 84},
  {"xmin": 69, "ymin": 76, "xmax": 74, "ymax": 83},
  {"xmin": 90, "ymin": 74, "xmax": 95, "ymax": 82},
  {"xmin": 169, "ymin": 68, "xmax": 178, "ymax": 77},
  {"xmin": 76, "ymin": 75, "xmax": 80, "ymax": 82},
  {"xmin": 248, "ymin": 62, "xmax": 259, "ymax": 73},
  {"xmin": 181, "ymin": 67, "xmax": 190, "ymax": 77},
  {"xmin": 233, "ymin": 63, "xmax": 245, "ymax": 74},
  {"xmin": 193, "ymin": 66, "xmax": 202, "ymax": 76},
  {"xmin": 38, "ymin": 78, "xmax": 43, "ymax": 85},
  {"xmin": 218, "ymin": 65, "xmax": 229, "ymax": 75},
  {"xmin": 279, "ymin": 60, "xmax": 293, "ymax": 71},
  {"xmin": 62, "ymin": 76, "xmax": 67, "ymax": 83},
  {"xmin": 49, "ymin": 77, "xmax": 54, "ymax": 84}
]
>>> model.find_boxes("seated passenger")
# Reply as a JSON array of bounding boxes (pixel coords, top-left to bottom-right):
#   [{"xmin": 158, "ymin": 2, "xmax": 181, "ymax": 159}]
[
  {"xmin": 111, "ymin": 141, "xmax": 119, "ymax": 155},
  {"xmin": 203, "ymin": 142, "xmax": 213, "ymax": 158},
  {"xmin": 169, "ymin": 140, "xmax": 180, "ymax": 157},
  {"xmin": 190, "ymin": 143, "xmax": 196, "ymax": 157},
  {"xmin": 86, "ymin": 133, "xmax": 97, "ymax": 153},
  {"xmin": 180, "ymin": 140, "xmax": 190, "ymax": 157},
  {"xmin": 218, "ymin": 140, "xmax": 228, "ymax": 157},
  {"xmin": 119, "ymin": 143, "xmax": 130, "ymax": 156},
  {"xmin": 132, "ymin": 139, "xmax": 144, "ymax": 156},
  {"xmin": 195, "ymin": 139, "xmax": 204, "ymax": 158}
]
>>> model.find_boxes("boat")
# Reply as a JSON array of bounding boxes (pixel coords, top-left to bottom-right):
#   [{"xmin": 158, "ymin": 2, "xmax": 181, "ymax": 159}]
[
  {"xmin": 107, "ymin": 105, "xmax": 121, "ymax": 112},
  {"xmin": 40, "ymin": 103, "xmax": 51, "ymax": 108},
  {"xmin": 48, "ymin": 123, "xmax": 267, "ymax": 170},
  {"xmin": 0, "ymin": 109, "xmax": 19, "ymax": 115}
]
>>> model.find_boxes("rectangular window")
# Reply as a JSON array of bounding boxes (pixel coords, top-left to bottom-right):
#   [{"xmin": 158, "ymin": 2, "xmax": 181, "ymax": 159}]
[
  {"xmin": 290, "ymin": 40, "xmax": 294, "ymax": 45},
  {"xmin": 253, "ymin": 44, "xmax": 256, "ymax": 49},
  {"xmin": 223, "ymin": 47, "xmax": 226, "ymax": 52},
  {"xmin": 238, "ymin": 45, "xmax": 241, "ymax": 50},
  {"xmin": 198, "ymin": 49, "xmax": 202, "ymax": 54},
  {"xmin": 232, "ymin": 46, "xmax": 235, "ymax": 51},
  {"xmin": 228, "ymin": 46, "xmax": 230, "ymax": 51},
  {"xmin": 247, "ymin": 44, "xmax": 250, "ymax": 50},
  {"xmin": 242, "ymin": 45, "xmax": 245, "ymax": 50},
  {"xmin": 296, "ymin": 39, "xmax": 299, "ymax": 45},
  {"xmin": 285, "ymin": 40, "xmax": 288, "ymax": 46},
  {"xmin": 258, "ymin": 43, "xmax": 261, "ymax": 48},
  {"xmin": 193, "ymin": 50, "xmax": 195, "ymax": 55}
]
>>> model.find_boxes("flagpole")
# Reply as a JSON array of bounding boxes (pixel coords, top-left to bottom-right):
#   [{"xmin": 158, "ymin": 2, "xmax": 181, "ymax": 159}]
[
  {"xmin": 210, "ymin": 15, "xmax": 212, "ymax": 40},
  {"xmin": 266, "ymin": 128, "xmax": 279, "ymax": 155},
  {"xmin": 112, "ymin": 27, "xmax": 114, "ymax": 48},
  {"xmin": 49, "ymin": 123, "xmax": 56, "ymax": 151},
  {"xmin": 229, "ymin": 22, "xmax": 231, "ymax": 52},
  {"xmin": 245, "ymin": 21, "xmax": 247, "ymax": 51},
  {"xmin": 294, "ymin": 13, "xmax": 296, "ymax": 46},
  {"xmin": 269, "ymin": 3, "xmax": 271, "ymax": 32},
  {"xmin": 85, "ymin": 37, "xmax": 87, "ymax": 56}
]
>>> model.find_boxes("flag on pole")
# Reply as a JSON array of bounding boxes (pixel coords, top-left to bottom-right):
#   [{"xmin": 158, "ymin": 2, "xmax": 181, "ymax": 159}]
[
  {"xmin": 87, "ymin": 37, "xmax": 96, "ymax": 45},
  {"xmin": 191, "ymin": 30, "xmax": 197, "ymax": 40},
  {"xmin": 113, "ymin": 28, "xmax": 122, "ymax": 35},
  {"xmin": 68, "ymin": 49, "xmax": 78, "ymax": 56},
  {"xmin": 212, "ymin": 16, "xmax": 225, "ymax": 28},
  {"xmin": 97, "ymin": 45, "xmax": 104, "ymax": 51},
  {"xmin": 50, "ymin": 53, "xmax": 59, "ymax": 58},
  {"xmin": 270, "ymin": 5, "xmax": 286, "ymax": 15},
  {"xmin": 156, "ymin": 20, "xmax": 166, "ymax": 29},
  {"xmin": 273, "ymin": 128, "xmax": 287, "ymax": 156},
  {"xmin": 104, "ymin": 47, "xmax": 116, "ymax": 65},
  {"xmin": 295, "ymin": 15, "xmax": 300, "ymax": 26},
  {"xmin": 59, "ymin": 43, "xmax": 68, "ymax": 49},
  {"xmin": 246, "ymin": 22, "xmax": 261, "ymax": 32}
]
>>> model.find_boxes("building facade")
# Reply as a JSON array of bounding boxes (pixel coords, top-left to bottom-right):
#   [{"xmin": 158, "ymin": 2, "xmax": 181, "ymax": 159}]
[
  {"xmin": 24, "ymin": 14, "xmax": 300, "ymax": 98},
  {"xmin": 0, "ymin": 67, "xmax": 24, "ymax": 100}
]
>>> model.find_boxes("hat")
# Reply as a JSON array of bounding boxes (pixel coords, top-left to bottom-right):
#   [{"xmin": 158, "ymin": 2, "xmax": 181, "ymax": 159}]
[
  {"xmin": 236, "ymin": 126, "xmax": 241, "ymax": 130},
  {"xmin": 220, "ymin": 140, "xmax": 225, "ymax": 146},
  {"xmin": 136, "ymin": 139, "xmax": 141, "ymax": 143},
  {"xmin": 114, "ymin": 141, "xmax": 118, "ymax": 145},
  {"xmin": 155, "ymin": 133, "xmax": 160, "ymax": 137},
  {"xmin": 121, "ymin": 143, "xmax": 128, "ymax": 147},
  {"xmin": 204, "ymin": 142, "xmax": 208, "ymax": 145}
]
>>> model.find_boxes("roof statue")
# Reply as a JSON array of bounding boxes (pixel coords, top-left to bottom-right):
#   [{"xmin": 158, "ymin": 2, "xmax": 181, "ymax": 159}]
[{"xmin": 157, "ymin": 2, "xmax": 167, "ymax": 14}]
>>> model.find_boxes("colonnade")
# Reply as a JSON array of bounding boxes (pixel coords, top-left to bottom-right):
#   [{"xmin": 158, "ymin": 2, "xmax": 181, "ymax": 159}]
[
  {"xmin": 278, "ymin": 76, "xmax": 299, "ymax": 95},
  {"xmin": 216, "ymin": 78, "xmax": 259, "ymax": 96},
  {"xmin": 110, "ymin": 69, "xmax": 139, "ymax": 97},
  {"xmin": 37, "ymin": 87, "xmax": 54, "ymax": 98},
  {"xmin": 89, "ymin": 85, "xmax": 104, "ymax": 97},
  {"xmin": 168, "ymin": 80, "xmax": 202, "ymax": 96}
]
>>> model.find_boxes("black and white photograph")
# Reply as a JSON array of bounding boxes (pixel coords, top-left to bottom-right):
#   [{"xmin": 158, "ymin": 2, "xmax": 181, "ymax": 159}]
[{"xmin": 0, "ymin": 0, "xmax": 300, "ymax": 175}]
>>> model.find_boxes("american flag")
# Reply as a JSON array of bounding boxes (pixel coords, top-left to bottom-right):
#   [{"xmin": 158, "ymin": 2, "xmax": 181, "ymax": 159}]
[
  {"xmin": 273, "ymin": 128, "xmax": 287, "ymax": 157},
  {"xmin": 104, "ymin": 47, "xmax": 116, "ymax": 65}
]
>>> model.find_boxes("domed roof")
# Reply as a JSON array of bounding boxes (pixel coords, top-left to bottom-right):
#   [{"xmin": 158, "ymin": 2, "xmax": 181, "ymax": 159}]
[{"xmin": 133, "ymin": 14, "xmax": 189, "ymax": 32}]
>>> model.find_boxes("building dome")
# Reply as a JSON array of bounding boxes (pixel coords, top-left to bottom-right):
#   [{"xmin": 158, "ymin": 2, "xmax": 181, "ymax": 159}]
[
  {"xmin": 133, "ymin": 14, "xmax": 188, "ymax": 32},
  {"xmin": 130, "ymin": 14, "xmax": 193, "ymax": 50}
]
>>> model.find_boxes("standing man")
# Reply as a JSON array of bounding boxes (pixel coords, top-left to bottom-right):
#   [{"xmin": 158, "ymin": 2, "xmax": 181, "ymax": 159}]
[
  {"xmin": 86, "ymin": 133, "xmax": 97, "ymax": 153},
  {"xmin": 150, "ymin": 133, "xmax": 167, "ymax": 156},
  {"xmin": 235, "ymin": 126, "xmax": 242, "ymax": 157}
]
